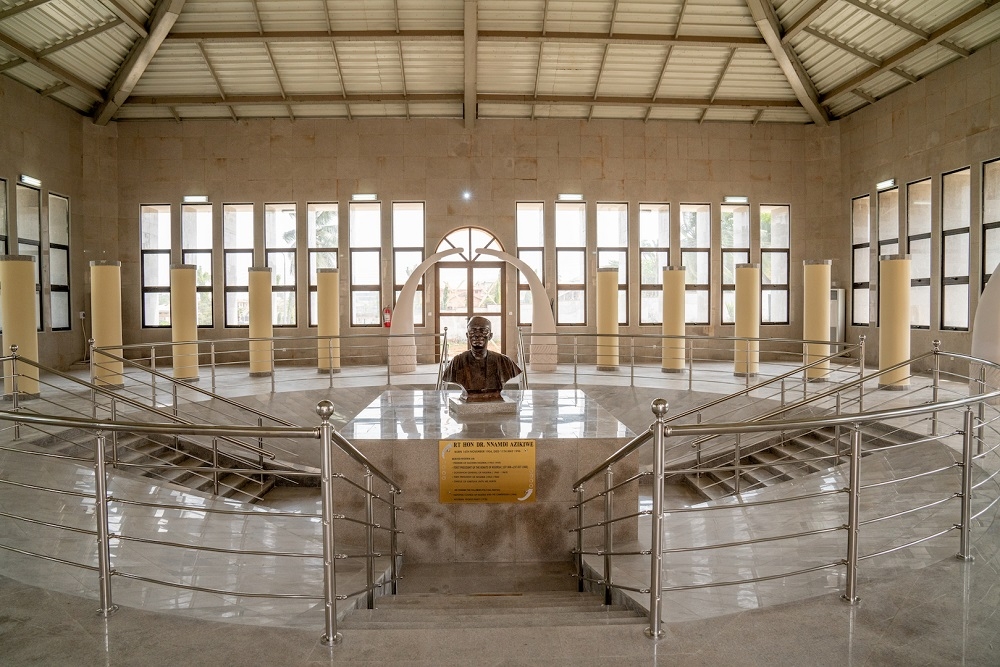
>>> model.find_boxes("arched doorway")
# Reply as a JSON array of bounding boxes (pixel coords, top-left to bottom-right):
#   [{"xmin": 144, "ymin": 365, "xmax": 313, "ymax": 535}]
[{"xmin": 436, "ymin": 228, "xmax": 507, "ymax": 353}]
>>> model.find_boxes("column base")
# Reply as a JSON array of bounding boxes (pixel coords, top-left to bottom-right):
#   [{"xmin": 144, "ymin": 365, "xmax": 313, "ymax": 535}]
[
  {"xmin": 733, "ymin": 372, "xmax": 758, "ymax": 378},
  {"xmin": 2, "ymin": 392, "xmax": 41, "ymax": 401},
  {"xmin": 877, "ymin": 382, "xmax": 909, "ymax": 391},
  {"xmin": 596, "ymin": 366, "xmax": 619, "ymax": 372},
  {"xmin": 249, "ymin": 371, "xmax": 273, "ymax": 378},
  {"xmin": 316, "ymin": 368, "xmax": 342, "ymax": 374},
  {"xmin": 660, "ymin": 367, "xmax": 685, "ymax": 374}
]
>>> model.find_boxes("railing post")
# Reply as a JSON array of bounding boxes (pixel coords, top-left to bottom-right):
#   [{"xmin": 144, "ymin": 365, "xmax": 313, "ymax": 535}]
[
  {"xmin": 733, "ymin": 433, "xmax": 742, "ymax": 495},
  {"xmin": 389, "ymin": 487, "xmax": 399, "ymax": 595},
  {"xmin": 695, "ymin": 412, "xmax": 702, "ymax": 475},
  {"xmin": 573, "ymin": 336, "xmax": 579, "ymax": 387},
  {"xmin": 780, "ymin": 379, "xmax": 786, "ymax": 407},
  {"xmin": 858, "ymin": 335, "xmax": 866, "ymax": 412},
  {"xmin": 603, "ymin": 467, "xmax": 614, "ymax": 606},
  {"xmin": 210, "ymin": 342, "xmax": 217, "ymax": 393},
  {"xmin": 365, "ymin": 470, "xmax": 376, "ymax": 610},
  {"xmin": 745, "ymin": 339, "xmax": 752, "ymax": 390},
  {"xmin": 977, "ymin": 366, "xmax": 987, "ymax": 456},
  {"xmin": 842, "ymin": 424, "xmax": 862, "ymax": 604},
  {"xmin": 94, "ymin": 431, "xmax": 118, "ymax": 617},
  {"xmin": 270, "ymin": 339, "xmax": 276, "ymax": 393},
  {"xmin": 111, "ymin": 400, "xmax": 119, "ymax": 467},
  {"xmin": 931, "ymin": 340, "xmax": 941, "ymax": 435},
  {"xmin": 958, "ymin": 407, "xmax": 976, "ymax": 561},
  {"xmin": 687, "ymin": 339, "xmax": 693, "ymax": 392},
  {"xmin": 150, "ymin": 345, "xmax": 156, "ymax": 407},
  {"xmin": 317, "ymin": 400, "xmax": 343, "ymax": 645},
  {"xmin": 212, "ymin": 438, "xmax": 220, "ymax": 496},
  {"xmin": 646, "ymin": 398, "xmax": 668, "ymax": 639},
  {"xmin": 257, "ymin": 416, "xmax": 265, "ymax": 469},
  {"xmin": 576, "ymin": 486, "xmax": 585, "ymax": 593},
  {"xmin": 328, "ymin": 338, "xmax": 335, "ymax": 389},
  {"xmin": 10, "ymin": 345, "xmax": 20, "ymax": 440},
  {"xmin": 834, "ymin": 393, "xmax": 842, "ymax": 460}
]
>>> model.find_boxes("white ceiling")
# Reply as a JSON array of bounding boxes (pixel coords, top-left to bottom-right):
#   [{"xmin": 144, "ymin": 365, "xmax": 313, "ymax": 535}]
[{"xmin": 1, "ymin": 0, "xmax": 998, "ymax": 126}]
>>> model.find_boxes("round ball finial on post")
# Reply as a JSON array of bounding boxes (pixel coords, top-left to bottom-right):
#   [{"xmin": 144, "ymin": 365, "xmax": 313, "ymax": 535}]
[
  {"xmin": 316, "ymin": 399, "xmax": 335, "ymax": 421},
  {"xmin": 650, "ymin": 398, "xmax": 669, "ymax": 421},
  {"xmin": 9, "ymin": 344, "xmax": 18, "ymax": 355},
  {"xmin": 932, "ymin": 339, "xmax": 941, "ymax": 352}
]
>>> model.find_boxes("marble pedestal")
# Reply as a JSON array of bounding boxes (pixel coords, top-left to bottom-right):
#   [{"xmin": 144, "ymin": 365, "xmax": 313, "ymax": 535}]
[{"xmin": 339, "ymin": 389, "xmax": 636, "ymax": 563}]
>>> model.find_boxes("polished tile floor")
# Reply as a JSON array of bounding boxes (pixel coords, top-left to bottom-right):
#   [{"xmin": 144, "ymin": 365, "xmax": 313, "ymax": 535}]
[{"xmin": 1, "ymin": 359, "xmax": 998, "ymax": 665}]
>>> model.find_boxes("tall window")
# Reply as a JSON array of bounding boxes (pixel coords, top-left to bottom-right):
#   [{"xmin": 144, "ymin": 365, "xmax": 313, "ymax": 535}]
[
  {"xmin": 941, "ymin": 168, "xmax": 971, "ymax": 330},
  {"xmin": 307, "ymin": 202, "xmax": 338, "ymax": 326},
  {"xmin": 181, "ymin": 203, "xmax": 214, "ymax": 327},
  {"xmin": 851, "ymin": 195, "xmax": 871, "ymax": 325},
  {"xmin": 906, "ymin": 179, "xmax": 932, "ymax": 328},
  {"xmin": 596, "ymin": 203, "xmax": 628, "ymax": 324},
  {"xmin": 720, "ymin": 204, "xmax": 749, "ymax": 325},
  {"xmin": 877, "ymin": 187, "xmax": 900, "ymax": 256},
  {"xmin": 265, "ymin": 203, "xmax": 296, "ymax": 326},
  {"xmin": 555, "ymin": 201, "xmax": 587, "ymax": 325},
  {"xmin": 984, "ymin": 159, "xmax": 1000, "ymax": 287},
  {"xmin": 679, "ymin": 204, "xmax": 710, "ymax": 324},
  {"xmin": 16, "ymin": 184, "xmax": 42, "ymax": 330},
  {"xmin": 516, "ymin": 202, "xmax": 544, "ymax": 326},
  {"xmin": 48, "ymin": 194, "xmax": 71, "ymax": 330},
  {"xmin": 638, "ymin": 203, "xmax": 670, "ymax": 325},
  {"xmin": 0, "ymin": 179, "xmax": 8, "ymax": 254},
  {"xmin": 392, "ymin": 202, "xmax": 425, "ymax": 326},
  {"xmin": 349, "ymin": 201, "xmax": 382, "ymax": 326},
  {"xmin": 140, "ymin": 204, "xmax": 171, "ymax": 328},
  {"xmin": 760, "ymin": 204, "xmax": 789, "ymax": 325},
  {"xmin": 223, "ymin": 203, "xmax": 254, "ymax": 327}
]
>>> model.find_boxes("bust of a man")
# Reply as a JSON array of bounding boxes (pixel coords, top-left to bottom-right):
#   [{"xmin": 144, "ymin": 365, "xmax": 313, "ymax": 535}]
[{"xmin": 442, "ymin": 316, "xmax": 522, "ymax": 402}]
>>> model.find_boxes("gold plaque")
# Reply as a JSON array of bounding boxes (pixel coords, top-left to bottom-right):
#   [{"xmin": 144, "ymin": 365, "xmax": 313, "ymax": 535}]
[{"xmin": 439, "ymin": 439, "xmax": 536, "ymax": 503}]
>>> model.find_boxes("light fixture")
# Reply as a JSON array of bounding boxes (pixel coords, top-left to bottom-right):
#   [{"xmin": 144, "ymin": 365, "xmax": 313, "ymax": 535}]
[
  {"xmin": 183, "ymin": 195, "xmax": 209, "ymax": 203},
  {"xmin": 19, "ymin": 174, "xmax": 41, "ymax": 187},
  {"xmin": 723, "ymin": 195, "xmax": 749, "ymax": 204},
  {"xmin": 352, "ymin": 193, "xmax": 377, "ymax": 201},
  {"xmin": 557, "ymin": 193, "xmax": 583, "ymax": 201},
  {"xmin": 876, "ymin": 178, "xmax": 896, "ymax": 191},
  {"xmin": 462, "ymin": 191, "xmax": 472, "ymax": 201}
]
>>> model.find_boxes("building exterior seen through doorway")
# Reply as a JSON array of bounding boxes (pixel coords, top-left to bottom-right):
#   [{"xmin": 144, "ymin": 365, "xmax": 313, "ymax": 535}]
[{"xmin": 435, "ymin": 228, "xmax": 507, "ymax": 354}]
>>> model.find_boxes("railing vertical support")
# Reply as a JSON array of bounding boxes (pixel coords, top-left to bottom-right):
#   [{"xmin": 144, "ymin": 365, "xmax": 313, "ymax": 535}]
[
  {"xmin": 687, "ymin": 339, "xmax": 693, "ymax": 392},
  {"xmin": 931, "ymin": 340, "xmax": 941, "ymax": 435},
  {"xmin": 858, "ymin": 335, "xmax": 866, "ymax": 412},
  {"xmin": 212, "ymin": 438, "xmax": 220, "ymax": 496},
  {"xmin": 745, "ymin": 339, "xmax": 752, "ymax": 390},
  {"xmin": 270, "ymin": 339, "xmax": 276, "ymax": 393},
  {"xmin": 210, "ymin": 342, "xmax": 217, "ymax": 393},
  {"xmin": 834, "ymin": 393, "xmax": 842, "ymax": 460},
  {"xmin": 150, "ymin": 345, "xmax": 157, "ymax": 407},
  {"xmin": 111, "ymin": 400, "xmax": 119, "ymax": 467},
  {"xmin": 573, "ymin": 336, "xmax": 579, "ymax": 387},
  {"xmin": 328, "ymin": 338, "xmax": 335, "ymax": 389},
  {"xmin": 603, "ymin": 468, "xmax": 614, "ymax": 606},
  {"xmin": 977, "ymin": 366, "xmax": 987, "ymax": 456},
  {"xmin": 842, "ymin": 424, "xmax": 862, "ymax": 604},
  {"xmin": 575, "ymin": 486, "xmax": 585, "ymax": 593},
  {"xmin": 958, "ymin": 407, "xmax": 976, "ymax": 561},
  {"xmin": 630, "ymin": 338, "xmax": 635, "ymax": 388},
  {"xmin": 365, "ymin": 470, "xmax": 376, "ymax": 610},
  {"xmin": 94, "ymin": 431, "xmax": 118, "ymax": 617},
  {"xmin": 11, "ymin": 346, "xmax": 20, "ymax": 440},
  {"xmin": 780, "ymin": 379, "xmax": 786, "ymax": 407},
  {"xmin": 389, "ymin": 487, "xmax": 399, "ymax": 595},
  {"xmin": 645, "ymin": 399, "xmax": 668, "ymax": 639},
  {"xmin": 317, "ymin": 400, "xmax": 343, "ymax": 645},
  {"xmin": 734, "ymin": 434, "xmax": 742, "ymax": 495}
]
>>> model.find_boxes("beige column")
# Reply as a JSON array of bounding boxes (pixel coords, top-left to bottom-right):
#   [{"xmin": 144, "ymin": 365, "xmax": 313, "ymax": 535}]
[
  {"xmin": 248, "ymin": 267, "xmax": 273, "ymax": 377},
  {"xmin": 661, "ymin": 266, "xmax": 686, "ymax": 372},
  {"xmin": 91, "ymin": 260, "xmax": 124, "ymax": 388},
  {"xmin": 170, "ymin": 264, "xmax": 199, "ymax": 381},
  {"xmin": 317, "ymin": 268, "xmax": 341, "ymax": 373},
  {"xmin": 596, "ymin": 267, "xmax": 619, "ymax": 371},
  {"xmin": 878, "ymin": 254, "xmax": 911, "ymax": 389},
  {"xmin": 734, "ymin": 263, "xmax": 760, "ymax": 377},
  {"xmin": 0, "ymin": 256, "xmax": 40, "ymax": 397},
  {"xmin": 803, "ymin": 260, "xmax": 832, "ymax": 381}
]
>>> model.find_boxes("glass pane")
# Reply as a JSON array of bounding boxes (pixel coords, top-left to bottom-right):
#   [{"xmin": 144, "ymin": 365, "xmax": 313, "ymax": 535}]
[
  {"xmin": 272, "ymin": 291, "xmax": 296, "ymax": 326},
  {"xmin": 557, "ymin": 289, "xmax": 585, "ymax": 324},
  {"xmin": 879, "ymin": 241, "xmax": 899, "ymax": 256},
  {"xmin": 760, "ymin": 205, "xmax": 789, "ymax": 249},
  {"xmin": 18, "ymin": 243, "xmax": 40, "ymax": 283},
  {"xmin": 226, "ymin": 251, "xmax": 252, "ymax": 286},
  {"xmin": 469, "ymin": 227, "xmax": 497, "ymax": 255},
  {"xmin": 853, "ymin": 246, "xmax": 870, "ymax": 283},
  {"xmin": 196, "ymin": 292, "xmax": 213, "ymax": 326},
  {"xmin": 0, "ymin": 179, "xmax": 7, "ymax": 239},
  {"xmin": 181, "ymin": 204, "xmax": 212, "ymax": 248},
  {"xmin": 877, "ymin": 188, "xmax": 899, "ymax": 242},
  {"xmin": 395, "ymin": 250, "xmax": 423, "ymax": 285},
  {"xmin": 473, "ymin": 267, "xmax": 502, "ymax": 312},
  {"xmin": 352, "ymin": 290, "xmax": 380, "ymax": 325},
  {"xmin": 140, "ymin": 204, "xmax": 170, "ymax": 249},
  {"xmin": 942, "ymin": 283, "xmax": 969, "ymax": 329},
  {"xmin": 985, "ymin": 228, "xmax": 1000, "ymax": 279},
  {"xmin": 48, "ymin": 194, "xmax": 69, "ymax": 245},
  {"xmin": 519, "ymin": 289, "xmax": 533, "ymax": 325},
  {"xmin": 16, "ymin": 184, "xmax": 40, "ymax": 240},
  {"xmin": 942, "ymin": 168, "xmax": 970, "ymax": 231},
  {"xmin": 143, "ymin": 253, "xmax": 170, "ymax": 287},
  {"xmin": 50, "ymin": 291, "xmax": 69, "ymax": 329},
  {"xmin": 517, "ymin": 202, "xmax": 544, "ymax": 246},
  {"xmin": 50, "ymin": 247, "xmax": 68, "ymax": 285},
  {"xmin": 392, "ymin": 202, "xmax": 424, "ymax": 247},
  {"xmin": 557, "ymin": 250, "xmax": 585, "ymax": 284},
  {"xmin": 721, "ymin": 205, "xmax": 749, "ymax": 248},
  {"xmin": 722, "ymin": 289, "xmax": 736, "ymax": 324},
  {"xmin": 350, "ymin": 203, "xmax": 381, "ymax": 246},
  {"xmin": 308, "ymin": 203, "xmax": 339, "ymax": 248},
  {"xmin": 640, "ymin": 250, "xmax": 668, "ymax": 285},
  {"xmin": 310, "ymin": 291, "xmax": 319, "ymax": 327},
  {"xmin": 518, "ymin": 249, "xmax": 543, "ymax": 285},
  {"xmin": 909, "ymin": 238, "xmax": 931, "ymax": 280},
  {"xmin": 265, "ymin": 203, "xmax": 296, "ymax": 248},
  {"xmin": 639, "ymin": 203, "xmax": 670, "ymax": 247},
  {"xmin": 910, "ymin": 285, "xmax": 930, "ymax": 327},
  {"xmin": 596, "ymin": 203, "xmax": 627, "ymax": 246},
  {"xmin": 682, "ymin": 250, "xmax": 709, "ymax": 284},
  {"xmin": 640, "ymin": 289, "xmax": 662, "ymax": 325},
  {"xmin": 555, "ymin": 202, "xmax": 586, "ymax": 246},
  {"xmin": 722, "ymin": 251, "xmax": 749, "ymax": 284},
  {"xmin": 223, "ymin": 204, "xmax": 254, "ymax": 248},
  {"xmin": 685, "ymin": 290, "xmax": 709, "ymax": 324},
  {"xmin": 143, "ymin": 293, "xmax": 171, "ymax": 327},
  {"xmin": 762, "ymin": 289, "xmax": 788, "ymax": 323},
  {"xmin": 597, "ymin": 250, "xmax": 626, "ymax": 284},
  {"xmin": 943, "ymin": 233, "xmax": 969, "ymax": 278},
  {"xmin": 439, "ymin": 267, "xmax": 468, "ymax": 312},
  {"xmin": 351, "ymin": 250, "xmax": 380, "ymax": 285},
  {"xmin": 985, "ymin": 160, "xmax": 1000, "ymax": 223},
  {"xmin": 617, "ymin": 289, "xmax": 626, "ymax": 324},
  {"xmin": 226, "ymin": 292, "xmax": 249, "ymax": 326},
  {"xmin": 761, "ymin": 251, "xmax": 787, "ymax": 285},
  {"xmin": 853, "ymin": 288, "xmax": 870, "ymax": 325},
  {"xmin": 183, "ymin": 251, "xmax": 213, "ymax": 286},
  {"xmin": 907, "ymin": 179, "xmax": 931, "ymax": 236},
  {"xmin": 852, "ymin": 196, "xmax": 870, "ymax": 245},
  {"xmin": 679, "ymin": 204, "xmax": 710, "ymax": 247},
  {"xmin": 267, "ymin": 251, "xmax": 295, "ymax": 286},
  {"xmin": 310, "ymin": 251, "xmax": 338, "ymax": 285}
]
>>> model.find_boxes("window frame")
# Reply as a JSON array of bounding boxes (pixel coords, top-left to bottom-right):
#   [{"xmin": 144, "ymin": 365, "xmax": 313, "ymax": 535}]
[
  {"xmin": 307, "ymin": 202, "xmax": 339, "ymax": 327},
  {"xmin": 679, "ymin": 203, "xmax": 711, "ymax": 325},
  {"xmin": 554, "ymin": 201, "xmax": 588, "ymax": 326},
  {"xmin": 47, "ymin": 192, "xmax": 71, "ymax": 331},
  {"xmin": 851, "ymin": 195, "xmax": 871, "ymax": 326},
  {"xmin": 181, "ymin": 202, "xmax": 214, "ymax": 328},
  {"xmin": 940, "ymin": 167, "xmax": 971, "ymax": 331},
  {"xmin": 391, "ymin": 201, "xmax": 426, "ymax": 328},
  {"xmin": 516, "ymin": 202, "xmax": 545, "ymax": 327},
  {"xmin": 983, "ymin": 158, "xmax": 1000, "ymax": 288},
  {"xmin": 720, "ymin": 203, "xmax": 750, "ymax": 325},
  {"xmin": 905, "ymin": 179, "xmax": 932, "ymax": 329},
  {"xmin": 349, "ymin": 201, "xmax": 383, "ymax": 327},
  {"xmin": 759, "ymin": 204, "xmax": 790, "ymax": 326},
  {"xmin": 223, "ymin": 203, "xmax": 254, "ymax": 328},
  {"xmin": 596, "ymin": 202, "xmax": 629, "ymax": 325},
  {"xmin": 264, "ymin": 202, "xmax": 298, "ymax": 327},
  {"xmin": 139, "ymin": 203, "xmax": 172, "ymax": 329},
  {"xmin": 638, "ymin": 203, "xmax": 671, "ymax": 326}
]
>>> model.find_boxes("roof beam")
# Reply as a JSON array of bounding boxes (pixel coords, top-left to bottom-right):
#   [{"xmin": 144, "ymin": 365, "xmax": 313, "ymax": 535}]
[
  {"xmin": 851, "ymin": 88, "xmax": 877, "ymax": 104},
  {"xmin": 399, "ymin": 42, "xmax": 409, "ymax": 119},
  {"xmin": 37, "ymin": 19, "xmax": 124, "ymax": 58},
  {"xmin": 709, "ymin": 48, "xmax": 737, "ymax": 103},
  {"xmin": 609, "ymin": 0, "xmax": 621, "ymax": 36},
  {"xmin": 0, "ymin": 58, "xmax": 25, "ymax": 72},
  {"xmin": 40, "ymin": 82, "xmax": 69, "ymax": 97},
  {"xmin": 821, "ymin": 0, "xmax": 1000, "ymax": 104},
  {"xmin": 746, "ymin": 0, "xmax": 828, "ymax": 126},
  {"xmin": 842, "ymin": 0, "xmax": 970, "ymax": 56},
  {"xmin": 464, "ymin": 0, "xmax": 477, "ymax": 129},
  {"xmin": 0, "ymin": 31, "xmax": 104, "ymax": 101},
  {"xmin": 803, "ymin": 27, "xmax": 881, "ymax": 67},
  {"xmin": 541, "ymin": 0, "xmax": 550, "ymax": 35},
  {"xmin": 674, "ymin": 0, "xmax": 690, "ymax": 36},
  {"xmin": 781, "ymin": 0, "xmax": 837, "ymax": 44},
  {"xmin": 0, "ymin": 0, "xmax": 55, "ymax": 21},
  {"xmin": 93, "ymin": 0, "xmax": 187, "ymax": 125},
  {"xmin": 97, "ymin": 0, "xmax": 149, "ymax": 38},
  {"xmin": 645, "ymin": 45, "xmax": 673, "ymax": 121}
]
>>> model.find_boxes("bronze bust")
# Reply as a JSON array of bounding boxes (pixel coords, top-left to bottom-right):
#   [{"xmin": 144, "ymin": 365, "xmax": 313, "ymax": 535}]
[{"xmin": 442, "ymin": 316, "xmax": 521, "ymax": 402}]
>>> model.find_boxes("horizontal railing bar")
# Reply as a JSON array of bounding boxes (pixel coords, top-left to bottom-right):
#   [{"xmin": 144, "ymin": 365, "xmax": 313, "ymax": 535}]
[
  {"xmin": 858, "ymin": 525, "xmax": 957, "ymax": 561},
  {"xmin": 0, "ymin": 476, "xmax": 96, "ymax": 499},
  {"xmin": 657, "ymin": 487, "xmax": 846, "ymax": 513},
  {"xmin": 660, "ymin": 561, "xmax": 843, "ymax": 592},
  {"xmin": 858, "ymin": 494, "xmax": 959, "ymax": 525},
  {"xmin": 0, "ymin": 542, "xmax": 97, "ymax": 571},
  {"xmin": 972, "ymin": 494, "xmax": 1000, "ymax": 521},
  {"xmin": 113, "ymin": 571, "xmax": 324, "ymax": 600},
  {"xmin": 110, "ymin": 495, "xmax": 321, "ymax": 518},
  {"xmin": 570, "ymin": 510, "xmax": 653, "ymax": 532},
  {"xmin": 859, "ymin": 463, "xmax": 959, "ymax": 490},
  {"xmin": 659, "ymin": 524, "xmax": 844, "ymax": 555},
  {"xmin": 115, "ymin": 534, "xmax": 319, "ymax": 558},
  {"xmin": 575, "ymin": 549, "xmax": 651, "ymax": 557},
  {"xmin": 0, "ymin": 443, "xmax": 90, "ymax": 463},
  {"xmin": 574, "ymin": 428, "xmax": 654, "ymax": 490},
  {"xmin": 330, "ymin": 430, "xmax": 399, "ymax": 490},
  {"xmin": 0, "ymin": 510, "xmax": 97, "ymax": 536},
  {"xmin": 972, "ymin": 466, "xmax": 1000, "ymax": 491}
]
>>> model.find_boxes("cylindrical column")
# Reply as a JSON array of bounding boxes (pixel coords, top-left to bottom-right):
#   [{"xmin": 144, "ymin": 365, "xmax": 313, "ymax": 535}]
[
  {"xmin": 170, "ymin": 264, "xmax": 199, "ymax": 381},
  {"xmin": 645, "ymin": 399, "xmax": 668, "ymax": 639},
  {"xmin": 734, "ymin": 263, "xmax": 760, "ymax": 377},
  {"xmin": 878, "ymin": 255, "xmax": 911, "ymax": 389},
  {"xmin": 248, "ymin": 267, "xmax": 273, "ymax": 377},
  {"xmin": 661, "ymin": 266, "xmax": 686, "ymax": 373},
  {"xmin": 317, "ymin": 268, "xmax": 341, "ymax": 373},
  {"xmin": 596, "ymin": 267, "xmax": 619, "ymax": 371},
  {"xmin": 317, "ymin": 401, "xmax": 343, "ymax": 645},
  {"xmin": 803, "ymin": 260, "xmax": 832, "ymax": 381},
  {"xmin": 0, "ymin": 256, "xmax": 40, "ymax": 397},
  {"xmin": 91, "ymin": 261, "xmax": 124, "ymax": 388}
]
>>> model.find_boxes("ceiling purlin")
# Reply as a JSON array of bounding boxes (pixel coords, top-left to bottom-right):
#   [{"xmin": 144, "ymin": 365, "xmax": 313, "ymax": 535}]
[
  {"xmin": 40, "ymin": 81, "xmax": 69, "ymax": 96},
  {"xmin": 746, "ymin": 0, "xmax": 829, "ymax": 125},
  {"xmin": 97, "ymin": 0, "xmax": 149, "ymax": 38},
  {"xmin": 319, "ymin": 0, "xmax": 351, "ymax": 120},
  {"xmin": 803, "ymin": 26, "xmax": 880, "ymax": 67},
  {"xmin": 701, "ymin": 47, "xmax": 738, "ymax": 123},
  {"xmin": 0, "ymin": 0, "xmax": 55, "ymax": 22},
  {"xmin": 674, "ymin": 0, "xmax": 690, "ymax": 36},
  {"xmin": 94, "ymin": 0, "xmax": 186, "ymax": 125},
  {"xmin": 780, "ymin": 0, "xmax": 837, "ymax": 44},
  {"xmin": 37, "ymin": 18, "xmax": 124, "ymax": 58},
  {"xmin": 590, "ymin": 44, "xmax": 611, "ymax": 121},
  {"xmin": 0, "ymin": 57, "xmax": 24, "ymax": 72},
  {"xmin": 197, "ymin": 41, "xmax": 236, "ymax": 121},
  {"xmin": 541, "ymin": 0, "xmax": 549, "ymax": 35},
  {"xmin": 399, "ymin": 42, "xmax": 408, "ymax": 120},
  {"xmin": 842, "ymin": 0, "xmax": 970, "ymax": 56},
  {"xmin": 394, "ymin": 0, "xmax": 400, "ymax": 33},
  {"xmin": 644, "ymin": 45, "xmax": 673, "ymax": 122},
  {"xmin": 531, "ymin": 42, "xmax": 543, "ymax": 120},
  {"xmin": 0, "ymin": 29, "xmax": 104, "ymax": 101},
  {"xmin": 249, "ymin": 0, "xmax": 293, "ymax": 119},
  {"xmin": 464, "ymin": 0, "xmax": 477, "ymax": 128},
  {"xmin": 609, "ymin": 0, "xmax": 621, "ymax": 37},
  {"xmin": 820, "ymin": 0, "xmax": 1000, "ymax": 104}
]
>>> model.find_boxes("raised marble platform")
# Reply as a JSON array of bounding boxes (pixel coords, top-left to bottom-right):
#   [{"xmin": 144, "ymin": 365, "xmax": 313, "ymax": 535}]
[{"xmin": 339, "ymin": 390, "xmax": 636, "ymax": 563}]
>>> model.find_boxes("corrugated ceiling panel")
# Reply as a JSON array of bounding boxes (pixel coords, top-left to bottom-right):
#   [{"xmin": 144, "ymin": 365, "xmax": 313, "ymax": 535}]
[
  {"xmin": 757, "ymin": 107, "xmax": 813, "ymax": 124},
  {"xmin": 269, "ymin": 43, "xmax": 344, "ymax": 95},
  {"xmin": 46, "ymin": 30, "xmax": 134, "ymax": 88},
  {"xmin": 827, "ymin": 94, "xmax": 867, "ymax": 119},
  {"xmin": 325, "ymin": 0, "xmax": 400, "ymax": 32},
  {"xmin": 535, "ymin": 103, "xmax": 591, "ymax": 118},
  {"xmin": 535, "ymin": 42, "xmax": 604, "ymax": 96},
  {"xmin": 113, "ymin": 105, "xmax": 175, "ymax": 119},
  {"xmin": 715, "ymin": 49, "xmax": 797, "ymax": 100},
  {"xmin": 773, "ymin": 0, "xmax": 834, "ymax": 27},
  {"xmin": 336, "ymin": 42, "xmax": 404, "ymax": 94},
  {"xmin": 646, "ymin": 106, "xmax": 702, "ymax": 121},
  {"xmin": 874, "ymin": 0, "xmax": 982, "ymax": 33},
  {"xmin": 809, "ymin": 4, "xmax": 918, "ymax": 65},
  {"xmin": 897, "ymin": 45, "xmax": 960, "ymax": 80},
  {"xmin": 478, "ymin": 0, "xmax": 545, "ymax": 31},
  {"xmin": 676, "ymin": 0, "xmax": 759, "ymax": 39},
  {"xmin": 540, "ymin": 0, "xmax": 615, "ymax": 34},
  {"xmin": 703, "ymin": 107, "xmax": 758, "ymax": 123},
  {"xmin": 349, "ymin": 102, "xmax": 409, "ymax": 117},
  {"xmin": 610, "ymin": 0, "xmax": 685, "ymax": 37},
  {"xmin": 794, "ymin": 34, "xmax": 874, "ymax": 96},
  {"xmin": 172, "ymin": 0, "xmax": 262, "ymax": 32},
  {"xmin": 251, "ymin": 0, "xmax": 334, "ymax": 31},
  {"xmin": 656, "ymin": 47, "xmax": 731, "ymax": 99},
  {"xmin": 4, "ymin": 63, "xmax": 61, "ymax": 93},
  {"xmin": 173, "ymin": 106, "xmax": 234, "ymax": 119},
  {"xmin": 50, "ymin": 85, "xmax": 94, "ymax": 112},
  {"xmin": 288, "ymin": 103, "xmax": 351, "ymax": 118},
  {"xmin": 402, "ymin": 42, "xmax": 464, "ymax": 93},
  {"xmin": 478, "ymin": 43, "xmax": 540, "ymax": 94},
  {"xmin": 0, "ymin": 0, "xmax": 116, "ymax": 50},
  {"xmin": 407, "ymin": 102, "xmax": 463, "ymax": 117},
  {"xmin": 131, "ymin": 43, "xmax": 222, "ymax": 96},
  {"xmin": 863, "ymin": 70, "xmax": 910, "ymax": 101},
  {"xmin": 595, "ymin": 45, "xmax": 664, "ymax": 98},
  {"xmin": 951, "ymin": 10, "xmax": 1000, "ymax": 50},
  {"xmin": 201, "ymin": 43, "xmax": 284, "ymax": 96},
  {"xmin": 397, "ymin": 0, "xmax": 464, "ymax": 30},
  {"xmin": 231, "ymin": 104, "xmax": 290, "ymax": 118},
  {"xmin": 477, "ymin": 102, "xmax": 534, "ymax": 117},
  {"xmin": 590, "ymin": 105, "xmax": 645, "ymax": 119}
]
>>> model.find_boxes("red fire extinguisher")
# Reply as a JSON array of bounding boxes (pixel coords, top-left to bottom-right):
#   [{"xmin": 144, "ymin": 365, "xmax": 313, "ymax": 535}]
[{"xmin": 382, "ymin": 306, "xmax": 392, "ymax": 328}]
